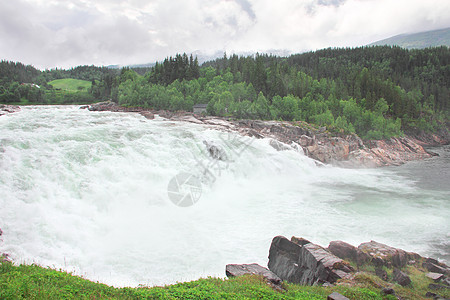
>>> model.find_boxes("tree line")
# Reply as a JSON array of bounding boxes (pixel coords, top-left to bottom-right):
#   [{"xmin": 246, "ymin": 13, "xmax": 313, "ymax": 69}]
[{"xmin": 1, "ymin": 46, "xmax": 448, "ymax": 139}]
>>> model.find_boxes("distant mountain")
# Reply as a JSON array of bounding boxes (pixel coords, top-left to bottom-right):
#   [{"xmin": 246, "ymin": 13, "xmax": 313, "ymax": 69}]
[
  {"xmin": 106, "ymin": 62, "xmax": 155, "ymax": 69},
  {"xmin": 369, "ymin": 27, "xmax": 450, "ymax": 49}
]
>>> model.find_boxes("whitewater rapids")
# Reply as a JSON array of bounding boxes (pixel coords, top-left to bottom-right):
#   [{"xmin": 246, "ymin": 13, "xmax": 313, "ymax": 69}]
[{"xmin": 0, "ymin": 106, "xmax": 448, "ymax": 287}]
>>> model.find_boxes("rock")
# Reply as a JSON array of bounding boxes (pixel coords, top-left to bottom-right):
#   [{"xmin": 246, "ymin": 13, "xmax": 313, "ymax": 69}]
[
  {"xmin": 203, "ymin": 140, "xmax": 229, "ymax": 161},
  {"xmin": 269, "ymin": 139, "xmax": 291, "ymax": 151},
  {"xmin": 0, "ymin": 104, "xmax": 21, "ymax": 115},
  {"xmin": 425, "ymin": 291, "xmax": 447, "ymax": 300},
  {"xmin": 426, "ymin": 272, "xmax": 445, "ymax": 282},
  {"xmin": 428, "ymin": 283, "xmax": 449, "ymax": 290},
  {"xmin": 393, "ymin": 268, "xmax": 411, "ymax": 286},
  {"xmin": 79, "ymin": 105, "xmax": 89, "ymax": 109},
  {"xmin": 358, "ymin": 241, "xmax": 408, "ymax": 268},
  {"xmin": 139, "ymin": 111, "xmax": 154, "ymax": 119},
  {"xmin": 88, "ymin": 101, "xmax": 116, "ymax": 111},
  {"xmin": 381, "ymin": 287, "xmax": 396, "ymax": 295},
  {"xmin": 268, "ymin": 236, "xmax": 353, "ymax": 285},
  {"xmin": 423, "ymin": 258, "xmax": 450, "ymax": 275},
  {"xmin": 327, "ymin": 292, "xmax": 349, "ymax": 300},
  {"xmin": 225, "ymin": 263, "xmax": 282, "ymax": 286},
  {"xmin": 0, "ymin": 228, "xmax": 2, "ymax": 236},
  {"xmin": 375, "ymin": 268, "xmax": 388, "ymax": 281},
  {"xmin": 442, "ymin": 277, "xmax": 450, "ymax": 287},
  {"xmin": 328, "ymin": 240, "xmax": 370, "ymax": 265},
  {"xmin": 291, "ymin": 236, "xmax": 311, "ymax": 246},
  {"xmin": 267, "ymin": 236, "xmax": 303, "ymax": 283}
]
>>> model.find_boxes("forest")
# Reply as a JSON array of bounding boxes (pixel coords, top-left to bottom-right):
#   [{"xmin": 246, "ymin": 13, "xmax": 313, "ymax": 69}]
[{"xmin": 1, "ymin": 46, "xmax": 449, "ymax": 139}]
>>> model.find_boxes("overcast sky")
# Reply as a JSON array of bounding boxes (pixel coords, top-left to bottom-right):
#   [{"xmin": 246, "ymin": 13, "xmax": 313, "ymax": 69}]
[{"xmin": 1, "ymin": 0, "xmax": 449, "ymax": 69}]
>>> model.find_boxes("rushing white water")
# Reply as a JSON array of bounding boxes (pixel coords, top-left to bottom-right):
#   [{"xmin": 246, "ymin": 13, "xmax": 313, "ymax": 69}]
[{"xmin": 0, "ymin": 106, "xmax": 449, "ymax": 287}]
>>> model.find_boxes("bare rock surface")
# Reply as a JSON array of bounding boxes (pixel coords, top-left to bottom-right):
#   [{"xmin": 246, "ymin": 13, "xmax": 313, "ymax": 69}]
[
  {"xmin": 225, "ymin": 263, "xmax": 281, "ymax": 285},
  {"xmin": 268, "ymin": 236, "xmax": 353, "ymax": 285}
]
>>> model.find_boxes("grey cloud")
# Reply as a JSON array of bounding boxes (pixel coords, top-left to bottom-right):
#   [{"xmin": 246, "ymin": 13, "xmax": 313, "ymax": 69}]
[
  {"xmin": 1, "ymin": 0, "xmax": 450, "ymax": 69},
  {"xmin": 318, "ymin": 0, "xmax": 346, "ymax": 7},
  {"xmin": 234, "ymin": 0, "xmax": 256, "ymax": 20}
]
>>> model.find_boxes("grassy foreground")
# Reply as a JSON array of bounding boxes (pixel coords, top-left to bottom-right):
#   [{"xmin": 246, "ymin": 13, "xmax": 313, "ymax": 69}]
[{"xmin": 0, "ymin": 261, "xmax": 399, "ymax": 300}]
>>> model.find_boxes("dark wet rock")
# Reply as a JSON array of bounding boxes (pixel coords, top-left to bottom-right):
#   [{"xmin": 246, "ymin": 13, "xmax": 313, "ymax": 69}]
[
  {"xmin": 291, "ymin": 236, "xmax": 311, "ymax": 246},
  {"xmin": 79, "ymin": 105, "xmax": 89, "ymax": 109},
  {"xmin": 381, "ymin": 287, "xmax": 396, "ymax": 295},
  {"xmin": 358, "ymin": 241, "xmax": 408, "ymax": 268},
  {"xmin": 393, "ymin": 268, "xmax": 411, "ymax": 286},
  {"xmin": 327, "ymin": 292, "xmax": 349, "ymax": 300},
  {"xmin": 267, "ymin": 236, "xmax": 303, "ymax": 283},
  {"xmin": 268, "ymin": 236, "xmax": 353, "ymax": 285},
  {"xmin": 203, "ymin": 140, "xmax": 229, "ymax": 161},
  {"xmin": 375, "ymin": 268, "xmax": 389, "ymax": 281}
]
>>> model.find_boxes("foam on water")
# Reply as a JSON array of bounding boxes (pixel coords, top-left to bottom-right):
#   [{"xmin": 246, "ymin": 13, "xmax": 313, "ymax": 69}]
[{"xmin": 0, "ymin": 106, "xmax": 449, "ymax": 287}]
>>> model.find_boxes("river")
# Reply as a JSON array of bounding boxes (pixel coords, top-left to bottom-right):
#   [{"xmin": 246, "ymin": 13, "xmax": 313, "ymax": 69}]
[{"xmin": 0, "ymin": 106, "xmax": 448, "ymax": 287}]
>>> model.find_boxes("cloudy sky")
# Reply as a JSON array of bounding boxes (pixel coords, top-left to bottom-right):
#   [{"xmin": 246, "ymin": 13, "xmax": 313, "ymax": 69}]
[{"xmin": 1, "ymin": 0, "xmax": 449, "ymax": 69}]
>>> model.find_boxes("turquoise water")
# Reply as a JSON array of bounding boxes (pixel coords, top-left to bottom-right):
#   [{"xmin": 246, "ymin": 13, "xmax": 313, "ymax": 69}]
[{"xmin": 0, "ymin": 106, "xmax": 448, "ymax": 287}]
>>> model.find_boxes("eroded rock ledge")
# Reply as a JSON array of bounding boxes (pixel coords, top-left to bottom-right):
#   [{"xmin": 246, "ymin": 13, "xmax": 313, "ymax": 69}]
[
  {"xmin": 86, "ymin": 101, "xmax": 449, "ymax": 168},
  {"xmin": 226, "ymin": 236, "xmax": 450, "ymax": 298}
]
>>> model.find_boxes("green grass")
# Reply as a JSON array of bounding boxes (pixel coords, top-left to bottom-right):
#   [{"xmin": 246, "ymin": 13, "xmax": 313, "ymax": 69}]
[
  {"xmin": 48, "ymin": 79, "xmax": 92, "ymax": 92},
  {"xmin": 1, "ymin": 261, "xmax": 447, "ymax": 299}
]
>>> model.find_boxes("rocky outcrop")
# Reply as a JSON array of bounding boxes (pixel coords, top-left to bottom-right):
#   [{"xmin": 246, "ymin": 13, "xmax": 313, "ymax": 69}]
[
  {"xmin": 0, "ymin": 104, "xmax": 21, "ymax": 116},
  {"xmin": 267, "ymin": 236, "xmax": 354, "ymax": 285},
  {"xmin": 225, "ymin": 263, "xmax": 282, "ymax": 289},
  {"xmin": 358, "ymin": 240, "xmax": 409, "ymax": 268}
]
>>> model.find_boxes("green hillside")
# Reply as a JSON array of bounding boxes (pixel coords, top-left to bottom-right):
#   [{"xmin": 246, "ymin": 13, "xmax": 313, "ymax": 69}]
[
  {"xmin": 369, "ymin": 27, "xmax": 450, "ymax": 49},
  {"xmin": 48, "ymin": 78, "xmax": 92, "ymax": 91}
]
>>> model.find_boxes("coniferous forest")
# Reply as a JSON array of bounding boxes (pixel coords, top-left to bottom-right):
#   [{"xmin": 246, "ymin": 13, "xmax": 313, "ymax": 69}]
[{"xmin": 1, "ymin": 46, "xmax": 449, "ymax": 139}]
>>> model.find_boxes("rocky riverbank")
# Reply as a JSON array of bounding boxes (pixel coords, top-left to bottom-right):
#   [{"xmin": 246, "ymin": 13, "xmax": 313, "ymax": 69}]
[
  {"xmin": 87, "ymin": 101, "xmax": 449, "ymax": 168},
  {"xmin": 227, "ymin": 236, "xmax": 450, "ymax": 299}
]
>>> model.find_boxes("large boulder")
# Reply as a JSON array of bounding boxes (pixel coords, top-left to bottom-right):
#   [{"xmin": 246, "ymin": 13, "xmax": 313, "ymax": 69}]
[
  {"xmin": 328, "ymin": 240, "xmax": 370, "ymax": 265},
  {"xmin": 393, "ymin": 268, "xmax": 411, "ymax": 286},
  {"xmin": 268, "ymin": 236, "xmax": 353, "ymax": 285},
  {"xmin": 358, "ymin": 241, "xmax": 408, "ymax": 268},
  {"xmin": 267, "ymin": 236, "xmax": 303, "ymax": 283}
]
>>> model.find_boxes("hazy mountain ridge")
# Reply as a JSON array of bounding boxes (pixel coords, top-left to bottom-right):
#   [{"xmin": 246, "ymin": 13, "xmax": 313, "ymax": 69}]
[{"xmin": 369, "ymin": 27, "xmax": 450, "ymax": 49}]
